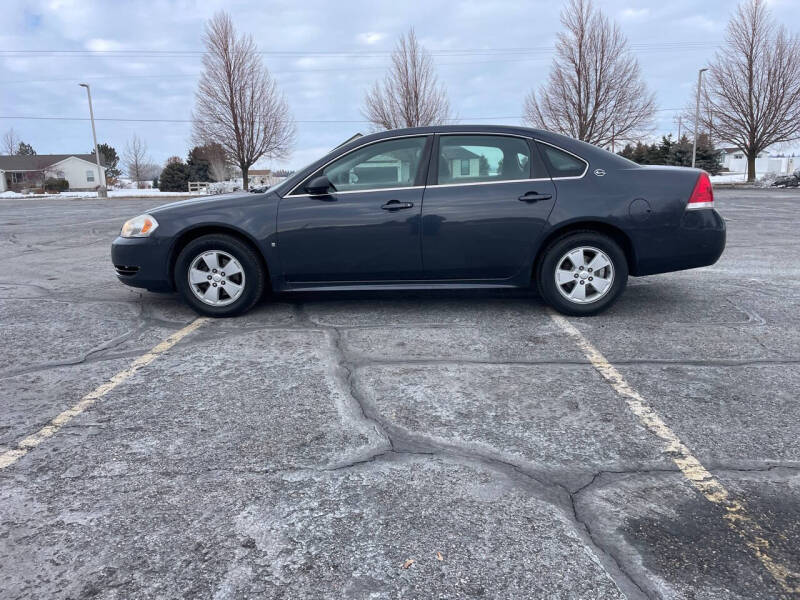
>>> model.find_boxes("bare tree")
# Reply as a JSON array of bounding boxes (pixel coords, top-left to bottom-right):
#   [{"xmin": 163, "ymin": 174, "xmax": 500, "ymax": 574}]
[
  {"xmin": 123, "ymin": 135, "xmax": 151, "ymax": 189},
  {"xmin": 362, "ymin": 28, "xmax": 452, "ymax": 130},
  {"xmin": 197, "ymin": 142, "xmax": 231, "ymax": 182},
  {"xmin": 192, "ymin": 11, "xmax": 294, "ymax": 191},
  {"xmin": 523, "ymin": 0, "xmax": 655, "ymax": 147},
  {"xmin": 2, "ymin": 128, "xmax": 20, "ymax": 155},
  {"xmin": 701, "ymin": 0, "xmax": 800, "ymax": 182},
  {"xmin": 141, "ymin": 162, "xmax": 161, "ymax": 182}
]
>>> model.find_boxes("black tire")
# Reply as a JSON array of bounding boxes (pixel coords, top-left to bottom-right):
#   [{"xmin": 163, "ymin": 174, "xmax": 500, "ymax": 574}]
[
  {"xmin": 536, "ymin": 231, "xmax": 628, "ymax": 316},
  {"xmin": 174, "ymin": 234, "xmax": 265, "ymax": 317}
]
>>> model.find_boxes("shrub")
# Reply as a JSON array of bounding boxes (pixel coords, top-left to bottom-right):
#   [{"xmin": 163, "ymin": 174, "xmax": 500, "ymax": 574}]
[{"xmin": 44, "ymin": 177, "xmax": 69, "ymax": 192}]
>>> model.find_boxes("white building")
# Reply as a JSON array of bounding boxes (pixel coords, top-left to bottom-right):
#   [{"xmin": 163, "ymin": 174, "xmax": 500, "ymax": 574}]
[
  {"xmin": 720, "ymin": 148, "xmax": 796, "ymax": 176},
  {"xmin": 442, "ymin": 146, "xmax": 481, "ymax": 179},
  {"xmin": 0, "ymin": 154, "xmax": 107, "ymax": 192}
]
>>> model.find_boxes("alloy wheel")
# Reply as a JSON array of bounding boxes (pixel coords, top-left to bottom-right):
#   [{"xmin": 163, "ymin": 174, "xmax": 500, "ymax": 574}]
[
  {"xmin": 554, "ymin": 246, "xmax": 615, "ymax": 304},
  {"xmin": 188, "ymin": 250, "xmax": 246, "ymax": 307}
]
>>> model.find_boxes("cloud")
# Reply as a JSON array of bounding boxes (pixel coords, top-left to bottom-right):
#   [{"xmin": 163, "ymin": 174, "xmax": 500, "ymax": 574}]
[
  {"xmin": 678, "ymin": 14, "xmax": 720, "ymax": 32},
  {"xmin": 357, "ymin": 32, "xmax": 385, "ymax": 45},
  {"xmin": 3, "ymin": 0, "xmax": 799, "ymax": 165},
  {"xmin": 620, "ymin": 8, "xmax": 649, "ymax": 20},
  {"xmin": 85, "ymin": 38, "xmax": 123, "ymax": 52}
]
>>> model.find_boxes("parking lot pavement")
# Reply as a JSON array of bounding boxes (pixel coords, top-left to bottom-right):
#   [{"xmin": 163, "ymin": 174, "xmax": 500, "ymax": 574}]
[{"xmin": 0, "ymin": 189, "xmax": 798, "ymax": 599}]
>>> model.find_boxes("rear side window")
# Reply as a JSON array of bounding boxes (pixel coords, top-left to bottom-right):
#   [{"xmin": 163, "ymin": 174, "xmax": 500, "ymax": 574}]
[
  {"xmin": 437, "ymin": 135, "xmax": 531, "ymax": 185},
  {"xmin": 538, "ymin": 143, "xmax": 587, "ymax": 178}
]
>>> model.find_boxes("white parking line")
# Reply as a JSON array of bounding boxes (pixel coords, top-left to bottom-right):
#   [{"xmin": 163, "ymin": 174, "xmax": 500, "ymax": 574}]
[
  {"xmin": 549, "ymin": 311, "xmax": 800, "ymax": 595},
  {"xmin": 0, "ymin": 317, "xmax": 209, "ymax": 470}
]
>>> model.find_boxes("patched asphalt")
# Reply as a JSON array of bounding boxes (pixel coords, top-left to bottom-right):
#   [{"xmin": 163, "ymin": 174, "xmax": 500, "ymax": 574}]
[{"xmin": 1, "ymin": 189, "xmax": 799, "ymax": 599}]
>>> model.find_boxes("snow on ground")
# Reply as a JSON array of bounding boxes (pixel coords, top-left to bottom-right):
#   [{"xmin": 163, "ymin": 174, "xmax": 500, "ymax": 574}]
[
  {"xmin": 0, "ymin": 189, "xmax": 203, "ymax": 199},
  {"xmin": 710, "ymin": 173, "xmax": 751, "ymax": 184}
]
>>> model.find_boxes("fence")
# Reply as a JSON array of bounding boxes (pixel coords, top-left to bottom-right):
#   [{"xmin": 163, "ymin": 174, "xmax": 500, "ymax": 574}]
[
  {"xmin": 188, "ymin": 176, "xmax": 288, "ymax": 195},
  {"xmin": 188, "ymin": 181, "xmax": 211, "ymax": 194}
]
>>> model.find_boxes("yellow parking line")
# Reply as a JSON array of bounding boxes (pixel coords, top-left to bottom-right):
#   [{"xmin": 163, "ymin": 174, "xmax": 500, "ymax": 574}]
[
  {"xmin": 549, "ymin": 311, "xmax": 800, "ymax": 595},
  {"xmin": 0, "ymin": 317, "xmax": 209, "ymax": 470}
]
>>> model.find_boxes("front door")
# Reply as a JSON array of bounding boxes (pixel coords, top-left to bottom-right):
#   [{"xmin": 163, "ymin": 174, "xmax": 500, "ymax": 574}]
[
  {"xmin": 277, "ymin": 135, "xmax": 430, "ymax": 283},
  {"xmin": 421, "ymin": 134, "xmax": 556, "ymax": 280}
]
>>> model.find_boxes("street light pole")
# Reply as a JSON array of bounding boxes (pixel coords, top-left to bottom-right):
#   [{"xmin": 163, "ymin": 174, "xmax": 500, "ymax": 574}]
[
  {"xmin": 79, "ymin": 83, "xmax": 107, "ymax": 198},
  {"xmin": 692, "ymin": 68, "xmax": 709, "ymax": 169}
]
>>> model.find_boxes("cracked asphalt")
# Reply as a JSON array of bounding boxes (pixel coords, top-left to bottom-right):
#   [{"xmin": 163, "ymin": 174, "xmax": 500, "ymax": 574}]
[{"xmin": 1, "ymin": 188, "xmax": 799, "ymax": 599}]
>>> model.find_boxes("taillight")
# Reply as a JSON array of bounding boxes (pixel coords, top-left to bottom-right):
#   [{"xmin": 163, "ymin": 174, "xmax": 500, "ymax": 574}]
[{"xmin": 687, "ymin": 173, "xmax": 714, "ymax": 210}]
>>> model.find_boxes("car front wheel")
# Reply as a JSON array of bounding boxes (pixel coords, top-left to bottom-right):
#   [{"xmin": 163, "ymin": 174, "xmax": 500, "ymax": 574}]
[
  {"xmin": 537, "ymin": 231, "xmax": 628, "ymax": 316},
  {"xmin": 174, "ymin": 234, "xmax": 265, "ymax": 317}
]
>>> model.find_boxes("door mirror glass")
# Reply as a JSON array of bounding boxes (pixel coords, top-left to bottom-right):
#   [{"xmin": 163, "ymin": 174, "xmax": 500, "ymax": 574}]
[{"xmin": 305, "ymin": 175, "xmax": 332, "ymax": 195}]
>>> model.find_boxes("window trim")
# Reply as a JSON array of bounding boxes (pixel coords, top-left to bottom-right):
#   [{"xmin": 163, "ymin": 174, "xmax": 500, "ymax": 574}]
[
  {"xmin": 284, "ymin": 131, "xmax": 589, "ymax": 196},
  {"xmin": 285, "ymin": 133, "xmax": 431, "ymax": 197},
  {"xmin": 289, "ymin": 185, "xmax": 426, "ymax": 198},
  {"xmin": 86, "ymin": 169, "xmax": 95, "ymax": 182},
  {"xmin": 431, "ymin": 177, "xmax": 552, "ymax": 189},
  {"xmin": 432, "ymin": 132, "xmax": 537, "ymax": 187},
  {"xmin": 535, "ymin": 139, "xmax": 589, "ymax": 180}
]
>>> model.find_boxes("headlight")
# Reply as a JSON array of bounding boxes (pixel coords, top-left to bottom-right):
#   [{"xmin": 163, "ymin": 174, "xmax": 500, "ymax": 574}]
[{"xmin": 120, "ymin": 214, "xmax": 159, "ymax": 238}]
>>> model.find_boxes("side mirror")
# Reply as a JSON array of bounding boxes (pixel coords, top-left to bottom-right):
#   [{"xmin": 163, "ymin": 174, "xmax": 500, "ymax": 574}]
[{"xmin": 305, "ymin": 175, "xmax": 332, "ymax": 195}]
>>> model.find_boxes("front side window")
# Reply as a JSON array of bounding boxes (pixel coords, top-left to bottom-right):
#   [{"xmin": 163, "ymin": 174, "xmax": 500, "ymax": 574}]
[
  {"xmin": 86, "ymin": 170, "xmax": 95, "ymax": 182},
  {"xmin": 538, "ymin": 144, "xmax": 587, "ymax": 178},
  {"xmin": 318, "ymin": 136, "xmax": 427, "ymax": 193},
  {"xmin": 437, "ymin": 135, "xmax": 531, "ymax": 185}
]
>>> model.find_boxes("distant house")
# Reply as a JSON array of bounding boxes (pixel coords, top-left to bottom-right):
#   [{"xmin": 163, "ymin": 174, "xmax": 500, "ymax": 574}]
[
  {"xmin": 0, "ymin": 154, "xmax": 107, "ymax": 193},
  {"xmin": 441, "ymin": 146, "xmax": 481, "ymax": 179},
  {"xmin": 720, "ymin": 148, "xmax": 796, "ymax": 175},
  {"xmin": 341, "ymin": 153, "xmax": 400, "ymax": 185},
  {"xmin": 247, "ymin": 169, "xmax": 272, "ymax": 186}
]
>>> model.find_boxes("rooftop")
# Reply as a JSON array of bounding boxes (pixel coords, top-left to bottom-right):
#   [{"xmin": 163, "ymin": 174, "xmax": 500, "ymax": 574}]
[{"xmin": 0, "ymin": 154, "xmax": 101, "ymax": 171}]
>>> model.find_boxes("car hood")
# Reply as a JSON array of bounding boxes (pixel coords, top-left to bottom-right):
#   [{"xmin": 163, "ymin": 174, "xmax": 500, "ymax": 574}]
[{"xmin": 147, "ymin": 191, "xmax": 265, "ymax": 216}]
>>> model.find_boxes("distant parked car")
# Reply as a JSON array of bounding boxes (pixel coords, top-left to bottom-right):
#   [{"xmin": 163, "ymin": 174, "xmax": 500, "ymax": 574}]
[{"xmin": 112, "ymin": 125, "xmax": 726, "ymax": 317}]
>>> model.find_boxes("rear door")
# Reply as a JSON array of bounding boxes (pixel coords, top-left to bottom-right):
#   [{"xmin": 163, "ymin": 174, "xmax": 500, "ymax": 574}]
[
  {"xmin": 421, "ymin": 134, "xmax": 556, "ymax": 280},
  {"xmin": 277, "ymin": 136, "xmax": 431, "ymax": 283}
]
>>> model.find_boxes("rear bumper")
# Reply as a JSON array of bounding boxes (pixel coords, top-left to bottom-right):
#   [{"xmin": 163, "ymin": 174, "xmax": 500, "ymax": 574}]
[
  {"xmin": 634, "ymin": 208, "xmax": 726, "ymax": 276},
  {"xmin": 111, "ymin": 236, "xmax": 173, "ymax": 292}
]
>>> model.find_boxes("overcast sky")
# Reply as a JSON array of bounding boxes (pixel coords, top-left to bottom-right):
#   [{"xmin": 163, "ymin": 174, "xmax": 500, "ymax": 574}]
[{"xmin": 2, "ymin": 0, "xmax": 799, "ymax": 170}]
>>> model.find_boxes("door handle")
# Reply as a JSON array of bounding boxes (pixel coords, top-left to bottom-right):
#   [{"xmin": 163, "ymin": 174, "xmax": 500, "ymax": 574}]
[
  {"xmin": 518, "ymin": 192, "xmax": 553, "ymax": 203},
  {"xmin": 381, "ymin": 199, "xmax": 415, "ymax": 211}
]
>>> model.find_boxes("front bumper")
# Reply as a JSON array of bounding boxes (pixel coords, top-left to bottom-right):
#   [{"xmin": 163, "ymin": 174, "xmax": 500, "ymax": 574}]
[
  {"xmin": 111, "ymin": 236, "xmax": 174, "ymax": 292},
  {"xmin": 634, "ymin": 208, "xmax": 726, "ymax": 276}
]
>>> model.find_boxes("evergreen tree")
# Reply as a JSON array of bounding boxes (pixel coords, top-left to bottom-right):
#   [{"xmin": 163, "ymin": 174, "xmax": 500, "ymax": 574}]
[
  {"xmin": 694, "ymin": 134, "xmax": 723, "ymax": 174},
  {"xmin": 656, "ymin": 135, "xmax": 674, "ymax": 165},
  {"xmin": 631, "ymin": 142, "xmax": 649, "ymax": 164},
  {"xmin": 618, "ymin": 133, "xmax": 721, "ymax": 174},
  {"xmin": 478, "ymin": 155, "xmax": 490, "ymax": 176},
  {"xmin": 187, "ymin": 146, "xmax": 212, "ymax": 182},
  {"xmin": 619, "ymin": 144, "xmax": 635, "ymax": 161},
  {"xmin": 16, "ymin": 141, "xmax": 36, "ymax": 155},
  {"xmin": 670, "ymin": 135, "xmax": 692, "ymax": 167},
  {"xmin": 91, "ymin": 143, "xmax": 121, "ymax": 182},
  {"xmin": 159, "ymin": 160, "xmax": 190, "ymax": 192}
]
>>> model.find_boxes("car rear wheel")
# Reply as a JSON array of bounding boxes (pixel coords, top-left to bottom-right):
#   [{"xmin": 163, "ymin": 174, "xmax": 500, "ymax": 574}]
[
  {"xmin": 175, "ymin": 234, "xmax": 265, "ymax": 317},
  {"xmin": 537, "ymin": 231, "xmax": 628, "ymax": 316}
]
